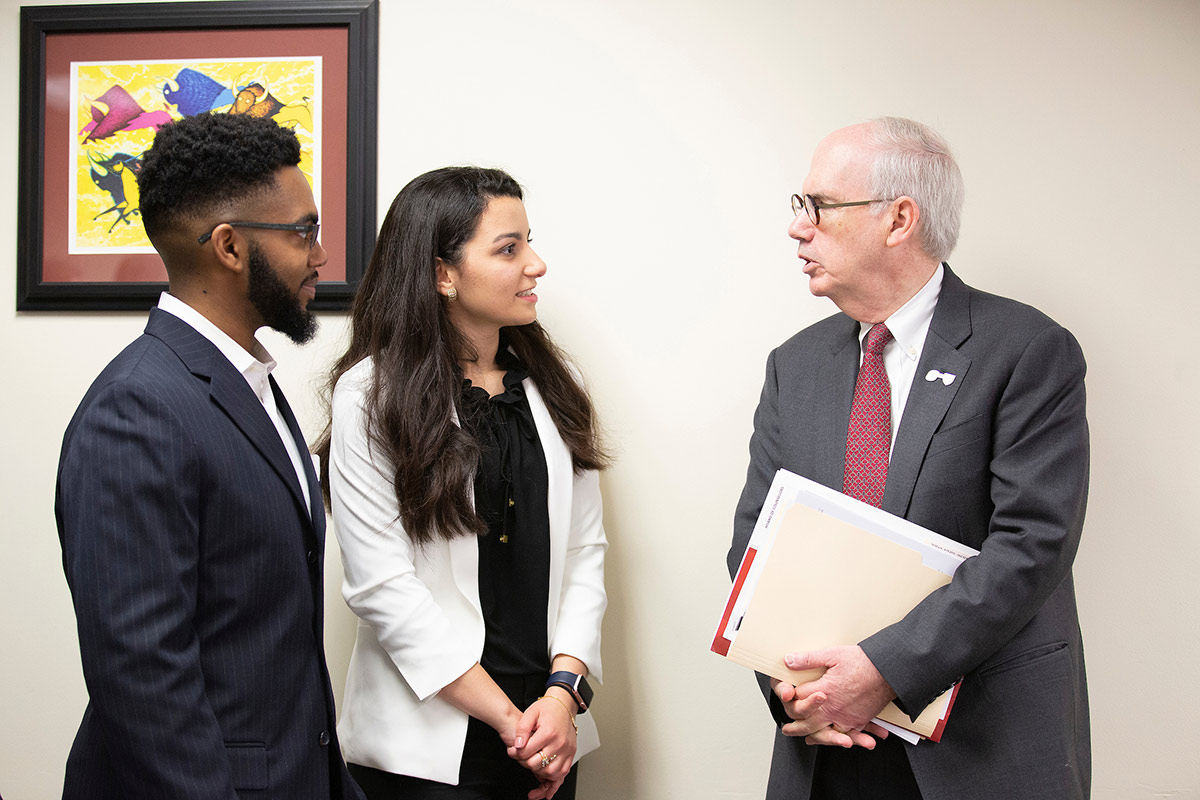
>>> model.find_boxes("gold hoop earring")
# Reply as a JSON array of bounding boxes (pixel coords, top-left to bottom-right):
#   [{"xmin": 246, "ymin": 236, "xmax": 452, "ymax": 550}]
[{"xmin": 447, "ymin": 287, "xmax": 457, "ymax": 301}]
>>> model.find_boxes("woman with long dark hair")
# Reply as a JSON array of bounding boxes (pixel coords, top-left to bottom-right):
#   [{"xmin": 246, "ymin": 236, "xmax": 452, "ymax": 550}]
[{"xmin": 316, "ymin": 167, "xmax": 608, "ymax": 800}]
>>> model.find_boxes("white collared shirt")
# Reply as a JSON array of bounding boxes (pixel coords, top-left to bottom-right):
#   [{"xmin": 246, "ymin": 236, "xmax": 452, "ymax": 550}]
[
  {"xmin": 856, "ymin": 263, "xmax": 944, "ymax": 456},
  {"xmin": 157, "ymin": 292, "xmax": 312, "ymax": 514}
]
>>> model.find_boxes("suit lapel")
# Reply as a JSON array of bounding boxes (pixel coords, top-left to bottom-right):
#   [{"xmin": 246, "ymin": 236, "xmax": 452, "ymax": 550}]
[
  {"xmin": 207, "ymin": 357, "xmax": 314, "ymax": 524},
  {"xmin": 146, "ymin": 309, "xmax": 313, "ymax": 526},
  {"xmin": 811, "ymin": 324, "xmax": 862, "ymax": 492},
  {"xmin": 882, "ymin": 266, "xmax": 973, "ymax": 517},
  {"xmin": 271, "ymin": 376, "xmax": 326, "ymax": 539}
]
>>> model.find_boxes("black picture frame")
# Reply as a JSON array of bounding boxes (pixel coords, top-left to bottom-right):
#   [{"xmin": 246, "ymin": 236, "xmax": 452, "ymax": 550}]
[{"xmin": 17, "ymin": 0, "xmax": 378, "ymax": 311}]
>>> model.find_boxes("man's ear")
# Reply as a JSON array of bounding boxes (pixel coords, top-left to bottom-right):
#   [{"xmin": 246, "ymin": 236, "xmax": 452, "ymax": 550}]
[
  {"xmin": 435, "ymin": 257, "xmax": 456, "ymax": 297},
  {"xmin": 885, "ymin": 196, "xmax": 920, "ymax": 248},
  {"xmin": 207, "ymin": 224, "xmax": 248, "ymax": 275}
]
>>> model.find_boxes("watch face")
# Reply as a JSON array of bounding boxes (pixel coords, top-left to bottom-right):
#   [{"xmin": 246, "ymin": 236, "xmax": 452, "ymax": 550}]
[
  {"xmin": 575, "ymin": 675, "xmax": 594, "ymax": 707},
  {"xmin": 548, "ymin": 671, "xmax": 594, "ymax": 711}
]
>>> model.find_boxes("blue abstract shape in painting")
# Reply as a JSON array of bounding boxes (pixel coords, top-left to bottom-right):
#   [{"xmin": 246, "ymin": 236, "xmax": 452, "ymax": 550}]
[{"xmin": 163, "ymin": 68, "xmax": 235, "ymax": 116}]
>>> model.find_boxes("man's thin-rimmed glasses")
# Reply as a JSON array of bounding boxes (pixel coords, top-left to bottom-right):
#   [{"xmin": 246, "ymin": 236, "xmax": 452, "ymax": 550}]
[
  {"xmin": 197, "ymin": 221, "xmax": 321, "ymax": 249},
  {"xmin": 791, "ymin": 193, "xmax": 890, "ymax": 226}
]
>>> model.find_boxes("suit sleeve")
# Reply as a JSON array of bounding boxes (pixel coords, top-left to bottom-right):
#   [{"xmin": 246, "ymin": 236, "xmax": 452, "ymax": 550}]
[
  {"xmin": 328, "ymin": 370, "xmax": 478, "ymax": 701},
  {"xmin": 729, "ymin": 348, "xmax": 792, "ymax": 725},
  {"xmin": 861, "ymin": 324, "xmax": 1090, "ymax": 713},
  {"xmin": 549, "ymin": 467, "xmax": 608, "ymax": 681},
  {"xmin": 729, "ymin": 348, "xmax": 783, "ymax": 578},
  {"xmin": 56, "ymin": 380, "xmax": 239, "ymax": 799}
]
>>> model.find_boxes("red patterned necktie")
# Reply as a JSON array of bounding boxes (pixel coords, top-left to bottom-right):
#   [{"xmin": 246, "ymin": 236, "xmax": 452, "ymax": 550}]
[{"xmin": 843, "ymin": 323, "xmax": 893, "ymax": 508}]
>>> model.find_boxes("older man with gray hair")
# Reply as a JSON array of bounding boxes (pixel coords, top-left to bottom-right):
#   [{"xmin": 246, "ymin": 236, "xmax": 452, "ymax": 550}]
[{"xmin": 729, "ymin": 117, "xmax": 1090, "ymax": 799}]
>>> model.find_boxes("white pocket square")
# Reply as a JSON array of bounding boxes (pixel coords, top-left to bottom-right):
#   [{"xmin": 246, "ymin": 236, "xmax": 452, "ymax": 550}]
[{"xmin": 925, "ymin": 369, "xmax": 956, "ymax": 386}]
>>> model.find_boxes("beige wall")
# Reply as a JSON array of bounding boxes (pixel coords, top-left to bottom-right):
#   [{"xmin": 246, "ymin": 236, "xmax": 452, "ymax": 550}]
[{"xmin": 2, "ymin": 0, "xmax": 1197, "ymax": 796}]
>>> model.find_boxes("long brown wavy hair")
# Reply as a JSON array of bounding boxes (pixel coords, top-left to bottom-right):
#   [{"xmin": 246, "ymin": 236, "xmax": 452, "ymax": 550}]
[{"xmin": 315, "ymin": 167, "xmax": 608, "ymax": 545}]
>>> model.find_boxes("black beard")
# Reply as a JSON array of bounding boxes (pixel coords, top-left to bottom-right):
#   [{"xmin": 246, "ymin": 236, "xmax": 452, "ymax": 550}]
[{"xmin": 247, "ymin": 244, "xmax": 318, "ymax": 344}]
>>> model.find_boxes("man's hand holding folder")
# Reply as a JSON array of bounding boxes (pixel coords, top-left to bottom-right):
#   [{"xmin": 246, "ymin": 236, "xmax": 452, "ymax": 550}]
[
  {"xmin": 772, "ymin": 646, "xmax": 896, "ymax": 748},
  {"xmin": 713, "ymin": 469, "xmax": 979, "ymax": 744}
]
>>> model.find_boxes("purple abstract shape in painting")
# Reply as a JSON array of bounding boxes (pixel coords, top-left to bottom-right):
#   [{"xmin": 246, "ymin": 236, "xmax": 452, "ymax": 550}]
[
  {"xmin": 128, "ymin": 110, "xmax": 174, "ymax": 131},
  {"xmin": 163, "ymin": 68, "xmax": 236, "ymax": 116},
  {"xmin": 83, "ymin": 85, "xmax": 146, "ymax": 142},
  {"xmin": 80, "ymin": 110, "xmax": 173, "ymax": 136}
]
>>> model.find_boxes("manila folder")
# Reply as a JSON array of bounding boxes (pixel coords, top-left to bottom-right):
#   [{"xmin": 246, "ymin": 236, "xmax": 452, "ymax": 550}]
[{"xmin": 726, "ymin": 502, "xmax": 952, "ymax": 738}]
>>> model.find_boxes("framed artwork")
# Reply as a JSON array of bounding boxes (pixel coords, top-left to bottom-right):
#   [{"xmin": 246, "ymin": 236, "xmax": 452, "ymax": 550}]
[{"xmin": 17, "ymin": 0, "xmax": 378, "ymax": 311}]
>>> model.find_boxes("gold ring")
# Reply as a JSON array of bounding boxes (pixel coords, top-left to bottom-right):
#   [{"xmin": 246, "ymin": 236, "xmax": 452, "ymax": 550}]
[{"xmin": 539, "ymin": 749, "xmax": 550, "ymax": 769}]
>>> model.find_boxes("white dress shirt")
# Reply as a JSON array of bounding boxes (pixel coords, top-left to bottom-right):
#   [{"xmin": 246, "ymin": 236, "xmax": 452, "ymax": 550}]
[
  {"xmin": 856, "ymin": 264, "xmax": 944, "ymax": 456},
  {"xmin": 157, "ymin": 292, "xmax": 312, "ymax": 513}
]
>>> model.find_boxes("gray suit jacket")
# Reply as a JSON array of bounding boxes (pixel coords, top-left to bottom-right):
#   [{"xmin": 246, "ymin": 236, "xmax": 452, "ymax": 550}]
[
  {"xmin": 729, "ymin": 266, "xmax": 1090, "ymax": 800},
  {"xmin": 56, "ymin": 309, "xmax": 364, "ymax": 800}
]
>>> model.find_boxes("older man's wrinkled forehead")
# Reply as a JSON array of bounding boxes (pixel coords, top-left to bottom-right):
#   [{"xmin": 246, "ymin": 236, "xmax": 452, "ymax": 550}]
[{"xmin": 805, "ymin": 124, "xmax": 876, "ymax": 198}]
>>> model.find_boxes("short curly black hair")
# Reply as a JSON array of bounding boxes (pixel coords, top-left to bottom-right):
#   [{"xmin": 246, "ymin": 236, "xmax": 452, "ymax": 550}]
[{"xmin": 137, "ymin": 113, "xmax": 301, "ymax": 241}]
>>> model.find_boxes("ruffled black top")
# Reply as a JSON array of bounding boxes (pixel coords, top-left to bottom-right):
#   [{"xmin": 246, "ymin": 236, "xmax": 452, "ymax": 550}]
[{"xmin": 458, "ymin": 349, "xmax": 552, "ymax": 677}]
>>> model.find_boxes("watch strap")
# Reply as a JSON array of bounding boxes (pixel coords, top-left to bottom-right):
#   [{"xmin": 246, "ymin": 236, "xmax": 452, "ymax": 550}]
[{"xmin": 545, "ymin": 670, "xmax": 592, "ymax": 713}]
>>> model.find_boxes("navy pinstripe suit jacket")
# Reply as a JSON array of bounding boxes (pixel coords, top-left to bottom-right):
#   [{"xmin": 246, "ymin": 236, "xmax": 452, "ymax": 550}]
[{"xmin": 56, "ymin": 309, "xmax": 363, "ymax": 800}]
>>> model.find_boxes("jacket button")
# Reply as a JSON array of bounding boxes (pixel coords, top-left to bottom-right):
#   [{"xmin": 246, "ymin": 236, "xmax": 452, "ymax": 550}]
[
  {"xmin": 319, "ymin": 730, "xmax": 331, "ymax": 747},
  {"xmin": 307, "ymin": 550, "xmax": 317, "ymax": 564}
]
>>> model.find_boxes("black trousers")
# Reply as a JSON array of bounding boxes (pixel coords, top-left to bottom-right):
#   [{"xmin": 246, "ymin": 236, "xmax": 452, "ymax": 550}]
[
  {"xmin": 810, "ymin": 735, "xmax": 923, "ymax": 800},
  {"xmin": 349, "ymin": 673, "xmax": 578, "ymax": 800}
]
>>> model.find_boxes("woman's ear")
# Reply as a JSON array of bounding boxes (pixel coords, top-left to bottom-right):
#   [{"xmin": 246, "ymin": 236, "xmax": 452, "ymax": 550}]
[{"xmin": 435, "ymin": 257, "xmax": 456, "ymax": 297}]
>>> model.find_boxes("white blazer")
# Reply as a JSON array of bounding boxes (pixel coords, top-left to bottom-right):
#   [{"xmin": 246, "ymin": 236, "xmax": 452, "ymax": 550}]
[{"xmin": 329, "ymin": 357, "xmax": 607, "ymax": 784}]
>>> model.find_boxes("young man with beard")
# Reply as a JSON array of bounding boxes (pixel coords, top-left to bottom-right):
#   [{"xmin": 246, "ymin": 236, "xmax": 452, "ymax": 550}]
[{"xmin": 55, "ymin": 113, "xmax": 364, "ymax": 800}]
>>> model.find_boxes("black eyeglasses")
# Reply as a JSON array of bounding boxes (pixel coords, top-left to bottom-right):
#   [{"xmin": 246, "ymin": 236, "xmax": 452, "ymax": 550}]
[
  {"xmin": 791, "ymin": 193, "xmax": 891, "ymax": 226},
  {"xmin": 197, "ymin": 221, "xmax": 321, "ymax": 249}
]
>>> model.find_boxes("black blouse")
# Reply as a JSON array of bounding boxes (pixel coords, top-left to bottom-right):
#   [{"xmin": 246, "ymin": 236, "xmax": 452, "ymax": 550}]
[{"xmin": 459, "ymin": 351, "xmax": 552, "ymax": 677}]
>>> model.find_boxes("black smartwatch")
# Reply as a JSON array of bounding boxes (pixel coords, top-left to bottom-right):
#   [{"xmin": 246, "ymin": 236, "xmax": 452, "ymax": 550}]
[{"xmin": 545, "ymin": 670, "xmax": 593, "ymax": 713}]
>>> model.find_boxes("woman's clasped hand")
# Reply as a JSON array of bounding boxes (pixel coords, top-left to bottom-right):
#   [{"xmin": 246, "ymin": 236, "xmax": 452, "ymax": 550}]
[{"xmin": 507, "ymin": 693, "xmax": 579, "ymax": 799}]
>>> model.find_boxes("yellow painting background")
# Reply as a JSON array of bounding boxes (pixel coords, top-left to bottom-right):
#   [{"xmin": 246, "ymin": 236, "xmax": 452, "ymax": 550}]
[{"xmin": 73, "ymin": 59, "xmax": 318, "ymax": 252}]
